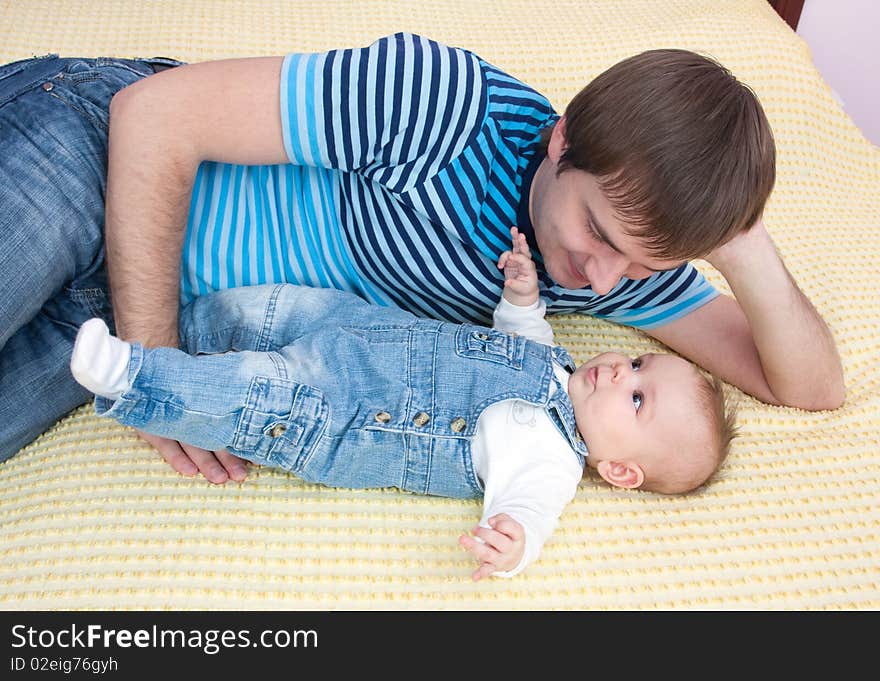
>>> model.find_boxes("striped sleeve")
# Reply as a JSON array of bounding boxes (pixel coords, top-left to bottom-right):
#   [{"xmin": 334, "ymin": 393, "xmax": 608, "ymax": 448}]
[
  {"xmin": 280, "ymin": 32, "xmax": 486, "ymax": 189},
  {"xmin": 587, "ymin": 263, "xmax": 720, "ymax": 329}
]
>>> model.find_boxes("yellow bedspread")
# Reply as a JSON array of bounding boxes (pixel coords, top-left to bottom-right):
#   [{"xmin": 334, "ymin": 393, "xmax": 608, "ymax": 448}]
[{"xmin": 1, "ymin": 0, "xmax": 878, "ymax": 610}]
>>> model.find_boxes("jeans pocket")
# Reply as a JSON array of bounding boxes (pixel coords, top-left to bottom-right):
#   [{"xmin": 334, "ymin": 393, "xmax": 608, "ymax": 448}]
[
  {"xmin": 45, "ymin": 58, "xmax": 154, "ymax": 132},
  {"xmin": 46, "ymin": 79, "xmax": 113, "ymax": 132}
]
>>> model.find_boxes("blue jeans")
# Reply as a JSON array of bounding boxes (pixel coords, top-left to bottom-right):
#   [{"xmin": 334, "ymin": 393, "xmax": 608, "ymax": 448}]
[{"xmin": 0, "ymin": 54, "xmax": 179, "ymax": 461}]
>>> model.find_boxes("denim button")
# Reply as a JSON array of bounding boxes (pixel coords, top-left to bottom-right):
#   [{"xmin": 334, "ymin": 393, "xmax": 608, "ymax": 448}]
[
  {"xmin": 269, "ymin": 423, "xmax": 287, "ymax": 438},
  {"xmin": 450, "ymin": 417, "xmax": 467, "ymax": 432},
  {"xmin": 474, "ymin": 332, "xmax": 489, "ymax": 341},
  {"xmin": 413, "ymin": 412, "xmax": 430, "ymax": 427},
  {"xmin": 374, "ymin": 411, "xmax": 391, "ymax": 423},
  {"xmin": 41, "ymin": 82, "xmax": 53, "ymax": 91}
]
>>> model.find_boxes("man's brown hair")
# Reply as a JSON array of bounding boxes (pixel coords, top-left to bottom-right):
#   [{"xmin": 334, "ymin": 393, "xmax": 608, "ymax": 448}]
[{"xmin": 549, "ymin": 49, "xmax": 776, "ymax": 261}]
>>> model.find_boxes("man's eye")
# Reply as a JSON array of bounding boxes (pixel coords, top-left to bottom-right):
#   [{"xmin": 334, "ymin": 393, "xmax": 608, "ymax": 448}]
[
  {"xmin": 632, "ymin": 392, "xmax": 643, "ymax": 412},
  {"xmin": 631, "ymin": 358, "xmax": 642, "ymax": 371},
  {"xmin": 587, "ymin": 222, "xmax": 605, "ymax": 243}
]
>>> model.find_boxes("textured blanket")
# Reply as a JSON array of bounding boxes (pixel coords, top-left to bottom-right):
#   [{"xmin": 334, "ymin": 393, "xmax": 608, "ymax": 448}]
[{"xmin": 1, "ymin": 0, "xmax": 877, "ymax": 609}]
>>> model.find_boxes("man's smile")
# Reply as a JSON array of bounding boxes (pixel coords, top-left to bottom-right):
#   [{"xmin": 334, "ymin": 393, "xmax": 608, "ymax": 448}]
[{"xmin": 566, "ymin": 254, "xmax": 589, "ymax": 288}]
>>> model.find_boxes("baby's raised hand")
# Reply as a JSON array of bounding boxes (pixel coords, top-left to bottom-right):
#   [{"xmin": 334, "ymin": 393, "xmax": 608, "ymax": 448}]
[
  {"xmin": 497, "ymin": 226, "xmax": 539, "ymax": 306},
  {"xmin": 458, "ymin": 513, "xmax": 526, "ymax": 581}
]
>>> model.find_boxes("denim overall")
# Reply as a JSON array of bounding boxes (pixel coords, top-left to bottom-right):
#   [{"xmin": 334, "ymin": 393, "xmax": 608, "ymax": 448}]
[{"xmin": 97, "ymin": 284, "xmax": 588, "ymax": 498}]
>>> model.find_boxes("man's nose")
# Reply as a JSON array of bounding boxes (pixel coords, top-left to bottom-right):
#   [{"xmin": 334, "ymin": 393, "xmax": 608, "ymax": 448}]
[{"xmin": 587, "ymin": 252, "xmax": 630, "ymax": 295}]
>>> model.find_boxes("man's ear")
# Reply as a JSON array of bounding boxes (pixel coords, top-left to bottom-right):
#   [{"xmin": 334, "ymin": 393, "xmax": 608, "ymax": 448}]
[
  {"xmin": 596, "ymin": 460, "xmax": 645, "ymax": 489},
  {"xmin": 547, "ymin": 115, "xmax": 567, "ymax": 163}
]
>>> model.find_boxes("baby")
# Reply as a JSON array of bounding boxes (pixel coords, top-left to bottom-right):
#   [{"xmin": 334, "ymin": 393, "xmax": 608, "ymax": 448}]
[{"xmin": 71, "ymin": 228, "xmax": 735, "ymax": 580}]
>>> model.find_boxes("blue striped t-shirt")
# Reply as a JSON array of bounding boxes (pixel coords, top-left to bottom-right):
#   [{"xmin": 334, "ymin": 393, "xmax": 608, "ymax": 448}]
[{"xmin": 180, "ymin": 32, "xmax": 718, "ymax": 328}]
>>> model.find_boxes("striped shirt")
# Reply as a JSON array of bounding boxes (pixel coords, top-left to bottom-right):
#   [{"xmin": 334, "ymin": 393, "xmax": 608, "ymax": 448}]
[{"xmin": 180, "ymin": 32, "xmax": 718, "ymax": 328}]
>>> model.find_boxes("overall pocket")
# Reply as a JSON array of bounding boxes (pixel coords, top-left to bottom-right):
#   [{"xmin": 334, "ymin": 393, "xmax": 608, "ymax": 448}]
[
  {"xmin": 232, "ymin": 376, "xmax": 328, "ymax": 470},
  {"xmin": 455, "ymin": 324, "xmax": 525, "ymax": 368}
]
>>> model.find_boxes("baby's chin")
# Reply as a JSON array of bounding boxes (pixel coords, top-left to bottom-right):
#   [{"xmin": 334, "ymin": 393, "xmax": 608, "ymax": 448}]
[{"xmin": 571, "ymin": 409, "xmax": 591, "ymax": 454}]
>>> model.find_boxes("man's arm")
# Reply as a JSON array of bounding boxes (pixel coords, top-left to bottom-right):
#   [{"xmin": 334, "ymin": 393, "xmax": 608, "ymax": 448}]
[
  {"xmin": 647, "ymin": 220, "xmax": 845, "ymax": 411},
  {"xmin": 105, "ymin": 58, "xmax": 288, "ymax": 482},
  {"xmin": 106, "ymin": 57, "xmax": 288, "ymax": 345}
]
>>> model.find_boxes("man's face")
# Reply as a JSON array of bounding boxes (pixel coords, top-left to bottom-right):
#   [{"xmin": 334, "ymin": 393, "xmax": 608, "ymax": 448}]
[{"xmin": 529, "ymin": 118, "xmax": 683, "ymax": 295}]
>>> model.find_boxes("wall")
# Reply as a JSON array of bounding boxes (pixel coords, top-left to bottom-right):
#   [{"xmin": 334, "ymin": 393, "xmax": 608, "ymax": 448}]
[{"xmin": 796, "ymin": 0, "xmax": 880, "ymax": 146}]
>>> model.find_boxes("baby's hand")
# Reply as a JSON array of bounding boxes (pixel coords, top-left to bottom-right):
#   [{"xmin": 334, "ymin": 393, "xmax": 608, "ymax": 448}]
[
  {"xmin": 497, "ymin": 226, "xmax": 539, "ymax": 307},
  {"xmin": 458, "ymin": 513, "xmax": 526, "ymax": 581}
]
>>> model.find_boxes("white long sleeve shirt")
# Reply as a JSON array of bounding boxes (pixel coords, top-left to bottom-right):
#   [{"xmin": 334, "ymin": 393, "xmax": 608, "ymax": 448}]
[{"xmin": 469, "ymin": 297, "xmax": 585, "ymax": 577}]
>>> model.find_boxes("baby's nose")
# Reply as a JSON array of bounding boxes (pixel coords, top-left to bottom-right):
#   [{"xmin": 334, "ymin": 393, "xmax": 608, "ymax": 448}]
[{"xmin": 612, "ymin": 359, "xmax": 633, "ymax": 381}]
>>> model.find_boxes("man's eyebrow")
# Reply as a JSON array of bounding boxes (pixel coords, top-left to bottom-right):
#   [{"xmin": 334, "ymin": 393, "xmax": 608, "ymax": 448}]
[
  {"xmin": 587, "ymin": 206, "xmax": 669, "ymax": 274},
  {"xmin": 587, "ymin": 206, "xmax": 625, "ymax": 254}
]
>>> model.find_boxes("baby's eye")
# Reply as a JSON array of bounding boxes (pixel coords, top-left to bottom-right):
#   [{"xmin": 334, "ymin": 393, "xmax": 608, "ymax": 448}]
[
  {"xmin": 632, "ymin": 392, "xmax": 643, "ymax": 412},
  {"xmin": 631, "ymin": 358, "xmax": 642, "ymax": 371}
]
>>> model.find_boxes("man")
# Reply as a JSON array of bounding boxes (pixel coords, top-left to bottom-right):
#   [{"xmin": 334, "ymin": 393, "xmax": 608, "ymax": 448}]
[{"xmin": 0, "ymin": 34, "xmax": 843, "ymax": 481}]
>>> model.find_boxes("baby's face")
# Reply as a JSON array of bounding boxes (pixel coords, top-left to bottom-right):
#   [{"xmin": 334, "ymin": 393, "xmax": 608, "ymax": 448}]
[{"xmin": 567, "ymin": 352, "xmax": 703, "ymax": 470}]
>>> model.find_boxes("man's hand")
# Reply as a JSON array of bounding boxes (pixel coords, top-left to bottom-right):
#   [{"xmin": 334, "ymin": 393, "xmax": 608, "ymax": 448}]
[
  {"xmin": 703, "ymin": 216, "xmax": 771, "ymax": 272},
  {"xmin": 458, "ymin": 513, "xmax": 525, "ymax": 580},
  {"xmin": 138, "ymin": 431, "xmax": 248, "ymax": 484},
  {"xmin": 650, "ymin": 216, "xmax": 845, "ymax": 410},
  {"xmin": 497, "ymin": 226, "xmax": 539, "ymax": 307}
]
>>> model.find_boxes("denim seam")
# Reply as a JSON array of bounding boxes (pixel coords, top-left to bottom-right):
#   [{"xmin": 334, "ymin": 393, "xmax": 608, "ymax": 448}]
[
  {"xmin": 93, "ymin": 58, "xmax": 155, "ymax": 79},
  {"xmin": 267, "ymin": 351, "xmax": 287, "ymax": 380},
  {"xmin": 47, "ymin": 90, "xmax": 109, "ymax": 133},
  {"xmin": 0, "ymin": 68, "xmax": 65, "ymax": 107},
  {"xmin": 286, "ymin": 390, "xmax": 329, "ymax": 473},
  {"xmin": 101, "ymin": 343, "xmax": 147, "ymax": 419},
  {"xmin": 109, "ymin": 58, "xmax": 183, "ymax": 75},
  {"xmin": 63, "ymin": 72, "xmax": 102, "ymax": 84},
  {"xmin": 257, "ymin": 284, "xmax": 284, "ymax": 352},
  {"xmin": 422, "ymin": 328, "xmax": 438, "ymax": 494},
  {"xmin": 66, "ymin": 286, "xmax": 104, "ymax": 299},
  {"xmin": 265, "ymin": 423, "xmax": 306, "ymax": 468},
  {"xmin": 66, "ymin": 287, "xmax": 109, "ymax": 318},
  {"xmin": 232, "ymin": 377, "xmax": 262, "ymax": 451},
  {"xmin": 400, "ymin": 328, "xmax": 415, "ymax": 492},
  {"xmin": 0, "ymin": 53, "xmax": 58, "ymax": 81},
  {"xmin": 466, "ymin": 445, "xmax": 485, "ymax": 494}
]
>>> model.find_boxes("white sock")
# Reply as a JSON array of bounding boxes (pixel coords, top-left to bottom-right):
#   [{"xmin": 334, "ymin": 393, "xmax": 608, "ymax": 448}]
[{"xmin": 70, "ymin": 318, "xmax": 133, "ymax": 400}]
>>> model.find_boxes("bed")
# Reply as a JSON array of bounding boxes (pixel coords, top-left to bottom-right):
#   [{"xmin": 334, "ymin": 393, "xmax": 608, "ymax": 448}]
[{"xmin": 1, "ymin": 0, "xmax": 878, "ymax": 610}]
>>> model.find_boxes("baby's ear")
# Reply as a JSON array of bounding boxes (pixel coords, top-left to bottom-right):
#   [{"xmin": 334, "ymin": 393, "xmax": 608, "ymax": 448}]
[{"xmin": 596, "ymin": 460, "xmax": 645, "ymax": 489}]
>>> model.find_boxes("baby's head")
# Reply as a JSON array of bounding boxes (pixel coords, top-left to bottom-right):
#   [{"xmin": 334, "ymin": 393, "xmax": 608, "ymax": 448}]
[{"xmin": 568, "ymin": 352, "xmax": 736, "ymax": 494}]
